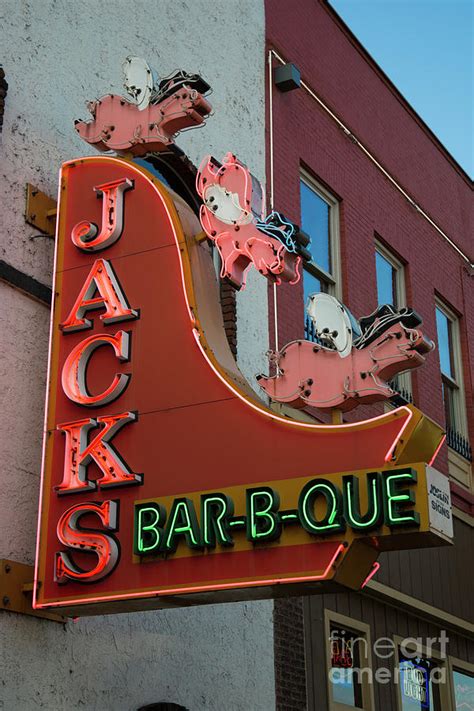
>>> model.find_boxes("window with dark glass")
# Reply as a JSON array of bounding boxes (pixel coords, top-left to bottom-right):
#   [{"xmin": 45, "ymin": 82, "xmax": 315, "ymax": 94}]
[
  {"xmin": 435, "ymin": 302, "xmax": 472, "ymax": 466},
  {"xmin": 375, "ymin": 243, "xmax": 412, "ymax": 402},
  {"xmin": 329, "ymin": 625, "xmax": 365, "ymax": 708},
  {"xmin": 399, "ymin": 654, "xmax": 442, "ymax": 711},
  {"xmin": 435, "ymin": 305, "xmax": 462, "ymax": 434},
  {"xmin": 375, "ymin": 250, "xmax": 397, "ymax": 307},
  {"xmin": 301, "ymin": 179, "xmax": 331, "ymax": 279},
  {"xmin": 300, "ymin": 176, "xmax": 339, "ymax": 341}
]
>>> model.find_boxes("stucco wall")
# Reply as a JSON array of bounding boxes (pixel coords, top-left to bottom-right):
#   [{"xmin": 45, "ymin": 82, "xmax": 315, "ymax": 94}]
[{"xmin": 0, "ymin": 2, "xmax": 273, "ymax": 710}]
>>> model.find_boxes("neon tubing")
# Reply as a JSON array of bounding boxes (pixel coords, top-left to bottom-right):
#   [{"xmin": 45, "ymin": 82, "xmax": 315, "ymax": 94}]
[
  {"xmin": 428, "ymin": 434, "xmax": 446, "ymax": 466},
  {"xmin": 36, "ymin": 543, "xmax": 346, "ymax": 609},
  {"xmin": 361, "ymin": 561, "xmax": 380, "ymax": 589},
  {"xmin": 32, "ymin": 156, "xmax": 414, "ymax": 609}
]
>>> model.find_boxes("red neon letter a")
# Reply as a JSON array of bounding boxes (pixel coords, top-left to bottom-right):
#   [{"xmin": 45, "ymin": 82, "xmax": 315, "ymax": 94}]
[
  {"xmin": 56, "ymin": 412, "xmax": 142, "ymax": 495},
  {"xmin": 60, "ymin": 258, "xmax": 138, "ymax": 333}
]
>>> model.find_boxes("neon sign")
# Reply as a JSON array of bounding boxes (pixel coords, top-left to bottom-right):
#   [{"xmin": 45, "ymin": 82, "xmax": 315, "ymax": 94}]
[
  {"xmin": 400, "ymin": 659, "xmax": 431, "ymax": 709},
  {"xmin": 330, "ymin": 632, "xmax": 354, "ymax": 669},
  {"xmin": 134, "ymin": 468, "xmax": 421, "ymax": 557},
  {"xmin": 75, "ymin": 58, "xmax": 212, "ymax": 156},
  {"xmin": 196, "ymin": 153, "xmax": 310, "ymax": 289},
  {"xmin": 33, "ymin": 153, "xmax": 449, "ymax": 615},
  {"xmin": 258, "ymin": 296, "xmax": 435, "ymax": 412},
  {"xmin": 55, "ymin": 500, "xmax": 119, "ymax": 584}
]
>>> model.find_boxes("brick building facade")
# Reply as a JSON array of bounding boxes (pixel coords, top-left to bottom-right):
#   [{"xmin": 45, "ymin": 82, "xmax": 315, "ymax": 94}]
[{"xmin": 267, "ymin": 2, "xmax": 473, "ymax": 709}]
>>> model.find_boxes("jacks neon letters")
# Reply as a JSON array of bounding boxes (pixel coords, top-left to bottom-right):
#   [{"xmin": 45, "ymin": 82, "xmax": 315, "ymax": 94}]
[{"xmin": 55, "ymin": 178, "xmax": 139, "ymax": 583}]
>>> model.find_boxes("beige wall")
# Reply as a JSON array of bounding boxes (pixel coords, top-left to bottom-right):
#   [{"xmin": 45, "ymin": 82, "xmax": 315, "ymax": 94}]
[{"xmin": 0, "ymin": 2, "xmax": 273, "ymax": 709}]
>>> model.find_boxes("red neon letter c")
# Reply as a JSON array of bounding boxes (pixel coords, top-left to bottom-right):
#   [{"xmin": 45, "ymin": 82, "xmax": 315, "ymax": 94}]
[{"xmin": 61, "ymin": 331, "xmax": 130, "ymax": 407}]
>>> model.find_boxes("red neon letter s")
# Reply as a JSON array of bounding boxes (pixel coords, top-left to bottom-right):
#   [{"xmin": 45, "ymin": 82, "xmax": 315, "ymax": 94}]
[
  {"xmin": 56, "ymin": 412, "xmax": 142, "ymax": 494},
  {"xmin": 61, "ymin": 330, "xmax": 130, "ymax": 407},
  {"xmin": 71, "ymin": 177, "xmax": 133, "ymax": 252},
  {"xmin": 55, "ymin": 500, "xmax": 119, "ymax": 584},
  {"xmin": 60, "ymin": 258, "xmax": 138, "ymax": 333}
]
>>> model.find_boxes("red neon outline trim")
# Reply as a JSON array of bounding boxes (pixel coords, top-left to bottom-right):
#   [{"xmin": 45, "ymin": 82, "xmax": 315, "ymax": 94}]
[
  {"xmin": 428, "ymin": 434, "xmax": 446, "ymax": 466},
  {"xmin": 383, "ymin": 408, "xmax": 414, "ymax": 462},
  {"xmin": 35, "ymin": 543, "xmax": 345, "ymax": 609},
  {"xmin": 361, "ymin": 561, "xmax": 380, "ymax": 589},
  {"xmin": 33, "ymin": 157, "xmax": 415, "ymax": 609},
  {"xmin": 61, "ymin": 158, "xmax": 414, "ymax": 441},
  {"xmin": 33, "ymin": 169, "xmax": 63, "ymax": 610},
  {"xmin": 192, "ymin": 328, "xmax": 413, "ymax": 448}
]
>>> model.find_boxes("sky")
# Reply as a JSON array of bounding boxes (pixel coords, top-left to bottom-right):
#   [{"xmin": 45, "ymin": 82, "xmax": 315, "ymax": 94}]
[{"xmin": 330, "ymin": 0, "xmax": 473, "ymax": 178}]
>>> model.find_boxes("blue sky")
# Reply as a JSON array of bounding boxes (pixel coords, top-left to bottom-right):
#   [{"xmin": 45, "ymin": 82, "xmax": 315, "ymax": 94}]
[{"xmin": 330, "ymin": 0, "xmax": 473, "ymax": 177}]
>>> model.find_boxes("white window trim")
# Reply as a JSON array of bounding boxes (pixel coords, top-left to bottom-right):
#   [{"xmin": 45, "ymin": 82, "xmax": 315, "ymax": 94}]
[
  {"xmin": 435, "ymin": 298, "xmax": 471, "ymax": 489},
  {"xmin": 448, "ymin": 655, "xmax": 474, "ymax": 711},
  {"xmin": 393, "ymin": 634, "xmax": 453, "ymax": 711},
  {"xmin": 375, "ymin": 239, "xmax": 412, "ymax": 398},
  {"xmin": 374, "ymin": 239, "xmax": 406, "ymax": 309},
  {"xmin": 324, "ymin": 609, "xmax": 375, "ymax": 711},
  {"xmin": 435, "ymin": 298, "xmax": 469, "ymax": 439},
  {"xmin": 300, "ymin": 169, "xmax": 342, "ymax": 301}
]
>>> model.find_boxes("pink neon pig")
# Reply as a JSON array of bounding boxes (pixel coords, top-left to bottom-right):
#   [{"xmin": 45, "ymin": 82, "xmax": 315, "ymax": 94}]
[
  {"xmin": 75, "ymin": 89, "xmax": 212, "ymax": 156},
  {"xmin": 258, "ymin": 309, "xmax": 434, "ymax": 412},
  {"xmin": 196, "ymin": 152, "xmax": 302, "ymax": 290}
]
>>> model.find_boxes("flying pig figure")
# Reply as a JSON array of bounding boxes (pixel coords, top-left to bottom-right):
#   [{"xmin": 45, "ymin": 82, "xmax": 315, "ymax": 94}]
[
  {"xmin": 75, "ymin": 57, "xmax": 213, "ymax": 156},
  {"xmin": 257, "ymin": 296, "xmax": 435, "ymax": 412},
  {"xmin": 196, "ymin": 152, "xmax": 311, "ymax": 290}
]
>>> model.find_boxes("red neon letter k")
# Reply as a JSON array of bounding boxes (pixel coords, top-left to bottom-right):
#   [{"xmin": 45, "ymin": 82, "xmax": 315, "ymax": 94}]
[{"xmin": 56, "ymin": 412, "xmax": 141, "ymax": 495}]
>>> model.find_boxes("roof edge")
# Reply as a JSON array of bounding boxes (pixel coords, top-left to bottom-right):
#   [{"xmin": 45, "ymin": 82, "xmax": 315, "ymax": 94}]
[{"xmin": 323, "ymin": 0, "xmax": 473, "ymax": 187}]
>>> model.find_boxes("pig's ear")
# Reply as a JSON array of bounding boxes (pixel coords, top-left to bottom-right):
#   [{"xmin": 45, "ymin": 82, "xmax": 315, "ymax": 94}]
[{"xmin": 196, "ymin": 154, "xmax": 214, "ymax": 197}]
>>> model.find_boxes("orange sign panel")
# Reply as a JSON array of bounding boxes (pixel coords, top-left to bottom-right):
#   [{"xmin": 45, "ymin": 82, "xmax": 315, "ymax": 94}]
[{"xmin": 34, "ymin": 157, "xmax": 448, "ymax": 616}]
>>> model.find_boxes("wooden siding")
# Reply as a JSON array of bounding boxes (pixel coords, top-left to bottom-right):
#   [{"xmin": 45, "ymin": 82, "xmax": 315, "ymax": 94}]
[
  {"xmin": 305, "ymin": 591, "xmax": 474, "ymax": 711},
  {"xmin": 376, "ymin": 518, "xmax": 473, "ymax": 623}
]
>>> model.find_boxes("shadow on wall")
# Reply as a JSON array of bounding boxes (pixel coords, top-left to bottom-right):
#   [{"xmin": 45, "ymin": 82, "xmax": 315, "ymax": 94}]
[{"xmin": 0, "ymin": 66, "xmax": 7, "ymax": 133}]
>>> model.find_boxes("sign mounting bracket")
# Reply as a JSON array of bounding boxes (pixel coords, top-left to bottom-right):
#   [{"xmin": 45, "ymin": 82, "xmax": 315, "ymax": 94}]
[
  {"xmin": 25, "ymin": 183, "xmax": 57, "ymax": 238},
  {"xmin": 0, "ymin": 559, "xmax": 65, "ymax": 623}
]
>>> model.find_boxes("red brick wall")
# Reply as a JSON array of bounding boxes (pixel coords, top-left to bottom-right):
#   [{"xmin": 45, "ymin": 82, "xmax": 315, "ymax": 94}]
[
  {"xmin": 265, "ymin": 0, "xmax": 473, "ymax": 460},
  {"xmin": 265, "ymin": 3, "xmax": 473, "ymax": 709},
  {"xmin": 220, "ymin": 280, "xmax": 238, "ymax": 357},
  {"xmin": 266, "ymin": 0, "xmax": 472, "ymax": 255},
  {"xmin": 274, "ymin": 597, "xmax": 307, "ymax": 710}
]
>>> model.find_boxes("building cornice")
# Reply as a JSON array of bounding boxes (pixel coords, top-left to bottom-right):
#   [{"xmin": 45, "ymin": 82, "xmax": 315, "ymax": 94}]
[{"xmin": 322, "ymin": 0, "xmax": 473, "ymax": 186}]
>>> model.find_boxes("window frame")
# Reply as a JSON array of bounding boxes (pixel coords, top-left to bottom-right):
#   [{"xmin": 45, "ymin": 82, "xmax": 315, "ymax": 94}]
[
  {"xmin": 374, "ymin": 239, "xmax": 412, "ymax": 400},
  {"xmin": 300, "ymin": 169, "xmax": 342, "ymax": 301},
  {"xmin": 374, "ymin": 239, "xmax": 406, "ymax": 311},
  {"xmin": 435, "ymin": 298, "xmax": 471, "ymax": 487},
  {"xmin": 448, "ymin": 655, "xmax": 474, "ymax": 711},
  {"xmin": 393, "ymin": 634, "xmax": 452, "ymax": 711},
  {"xmin": 324, "ymin": 609, "xmax": 375, "ymax": 711},
  {"xmin": 434, "ymin": 298, "xmax": 468, "ymax": 440}
]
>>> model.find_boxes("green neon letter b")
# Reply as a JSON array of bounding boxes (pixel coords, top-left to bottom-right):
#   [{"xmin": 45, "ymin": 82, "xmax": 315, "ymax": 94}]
[
  {"xmin": 246, "ymin": 487, "xmax": 281, "ymax": 543},
  {"xmin": 134, "ymin": 503, "xmax": 166, "ymax": 555}
]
